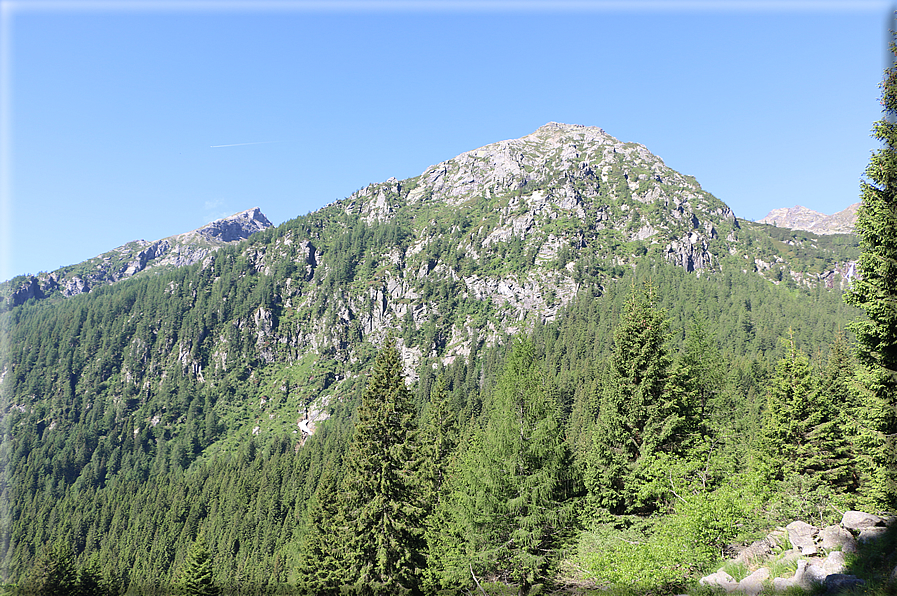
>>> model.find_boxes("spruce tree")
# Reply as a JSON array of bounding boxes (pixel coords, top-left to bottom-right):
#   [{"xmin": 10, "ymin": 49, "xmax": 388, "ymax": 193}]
[
  {"xmin": 586, "ymin": 282, "xmax": 680, "ymax": 513},
  {"xmin": 75, "ymin": 554, "xmax": 111, "ymax": 596},
  {"xmin": 296, "ymin": 464, "xmax": 343, "ymax": 596},
  {"xmin": 757, "ymin": 333, "xmax": 858, "ymax": 496},
  {"xmin": 419, "ymin": 376, "xmax": 458, "ymax": 514},
  {"xmin": 845, "ymin": 30, "xmax": 897, "ymax": 510},
  {"xmin": 812, "ymin": 334, "xmax": 858, "ymax": 492},
  {"xmin": 339, "ymin": 338, "xmax": 425, "ymax": 595},
  {"xmin": 673, "ymin": 312, "xmax": 724, "ymax": 431},
  {"xmin": 176, "ymin": 538, "xmax": 219, "ymax": 596},
  {"xmin": 433, "ymin": 340, "xmax": 570, "ymax": 596},
  {"xmin": 759, "ymin": 338, "xmax": 820, "ymax": 482},
  {"xmin": 23, "ymin": 541, "xmax": 77, "ymax": 596}
]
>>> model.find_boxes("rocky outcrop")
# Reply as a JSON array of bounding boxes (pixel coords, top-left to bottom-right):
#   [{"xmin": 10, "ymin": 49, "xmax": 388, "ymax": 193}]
[
  {"xmin": 4, "ymin": 208, "xmax": 272, "ymax": 306},
  {"xmin": 760, "ymin": 203, "xmax": 859, "ymax": 235},
  {"xmin": 699, "ymin": 511, "xmax": 893, "ymax": 594},
  {"xmin": 665, "ymin": 232, "xmax": 713, "ymax": 272}
]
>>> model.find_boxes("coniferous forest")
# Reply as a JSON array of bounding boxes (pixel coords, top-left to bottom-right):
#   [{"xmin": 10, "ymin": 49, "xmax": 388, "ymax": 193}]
[{"xmin": 3, "ymin": 32, "xmax": 897, "ymax": 596}]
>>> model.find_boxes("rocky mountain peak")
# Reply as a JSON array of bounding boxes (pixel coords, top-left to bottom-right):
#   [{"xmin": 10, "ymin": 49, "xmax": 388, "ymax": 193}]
[
  {"xmin": 3, "ymin": 208, "xmax": 273, "ymax": 308},
  {"xmin": 189, "ymin": 207, "xmax": 273, "ymax": 244},
  {"xmin": 759, "ymin": 203, "xmax": 859, "ymax": 235}
]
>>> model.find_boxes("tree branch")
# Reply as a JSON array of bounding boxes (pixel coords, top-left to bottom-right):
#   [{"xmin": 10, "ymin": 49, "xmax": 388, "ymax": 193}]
[{"xmin": 470, "ymin": 564, "xmax": 488, "ymax": 596}]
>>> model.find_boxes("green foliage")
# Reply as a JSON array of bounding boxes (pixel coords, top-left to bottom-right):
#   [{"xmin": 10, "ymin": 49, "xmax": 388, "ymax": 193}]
[
  {"xmin": 759, "ymin": 337, "xmax": 823, "ymax": 481},
  {"xmin": 577, "ymin": 477, "xmax": 756, "ymax": 592},
  {"xmin": 845, "ymin": 31, "xmax": 897, "ymax": 511},
  {"xmin": 586, "ymin": 282, "xmax": 685, "ymax": 514},
  {"xmin": 176, "ymin": 539, "xmax": 219, "ymax": 596},
  {"xmin": 428, "ymin": 340, "xmax": 572, "ymax": 595},
  {"xmin": 22, "ymin": 542, "xmax": 77, "ymax": 596},
  {"xmin": 0, "ymin": 116, "xmax": 871, "ymax": 596},
  {"xmin": 296, "ymin": 465, "xmax": 342, "ymax": 596},
  {"xmin": 419, "ymin": 376, "xmax": 458, "ymax": 515},
  {"xmin": 339, "ymin": 339, "xmax": 425, "ymax": 594}
]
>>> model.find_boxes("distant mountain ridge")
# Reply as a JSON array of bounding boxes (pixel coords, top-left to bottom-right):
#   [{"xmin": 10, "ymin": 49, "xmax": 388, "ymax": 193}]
[
  {"xmin": 759, "ymin": 203, "xmax": 859, "ymax": 235},
  {"xmin": 0, "ymin": 122, "xmax": 866, "ymax": 588},
  {"xmin": 3, "ymin": 207, "xmax": 272, "ymax": 308}
]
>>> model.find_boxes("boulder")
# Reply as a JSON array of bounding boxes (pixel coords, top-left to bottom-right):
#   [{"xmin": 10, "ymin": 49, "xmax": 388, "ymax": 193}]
[
  {"xmin": 822, "ymin": 551, "xmax": 847, "ymax": 575},
  {"xmin": 803, "ymin": 559, "xmax": 828, "ymax": 585},
  {"xmin": 823, "ymin": 574, "xmax": 864, "ymax": 594},
  {"xmin": 792, "ymin": 559, "xmax": 817, "ymax": 590},
  {"xmin": 738, "ymin": 567, "xmax": 770, "ymax": 596},
  {"xmin": 786, "ymin": 521, "xmax": 819, "ymax": 555},
  {"xmin": 735, "ymin": 539, "xmax": 773, "ymax": 565},
  {"xmin": 842, "ymin": 510, "xmax": 884, "ymax": 531},
  {"xmin": 765, "ymin": 529, "xmax": 788, "ymax": 550},
  {"xmin": 699, "ymin": 569, "xmax": 739, "ymax": 592},
  {"xmin": 772, "ymin": 576, "xmax": 794, "ymax": 591},
  {"xmin": 819, "ymin": 524, "xmax": 856, "ymax": 552}
]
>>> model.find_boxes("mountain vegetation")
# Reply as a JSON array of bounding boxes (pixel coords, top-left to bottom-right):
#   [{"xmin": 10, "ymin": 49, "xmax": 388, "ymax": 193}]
[{"xmin": 0, "ymin": 75, "xmax": 892, "ymax": 594}]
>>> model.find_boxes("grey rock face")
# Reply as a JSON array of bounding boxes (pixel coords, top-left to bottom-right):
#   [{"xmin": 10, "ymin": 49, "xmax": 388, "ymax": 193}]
[
  {"xmin": 7, "ymin": 207, "xmax": 273, "ymax": 304},
  {"xmin": 9, "ymin": 276, "xmax": 44, "ymax": 306},
  {"xmin": 759, "ymin": 203, "xmax": 859, "ymax": 235},
  {"xmin": 786, "ymin": 520, "xmax": 819, "ymax": 555},
  {"xmin": 196, "ymin": 207, "xmax": 272, "ymax": 242},
  {"xmin": 819, "ymin": 524, "xmax": 856, "ymax": 553},
  {"xmin": 842, "ymin": 510, "xmax": 884, "ymax": 531}
]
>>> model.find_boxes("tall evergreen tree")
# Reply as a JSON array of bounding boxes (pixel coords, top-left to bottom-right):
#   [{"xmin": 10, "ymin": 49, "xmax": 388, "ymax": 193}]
[
  {"xmin": 419, "ymin": 376, "xmax": 458, "ymax": 514},
  {"xmin": 339, "ymin": 338, "xmax": 425, "ymax": 595},
  {"xmin": 673, "ymin": 312, "xmax": 724, "ymax": 431},
  {"xmin": 813, "ymin": 333, "xmax": 858, "ymax": 492},
  {"xmin": 758, "ymin": 333, "xmax": 856, "ymax": 496},
  {"xmin": 759, "ymin": 337, "xmax": 820, "ymax": 482},
  {"xmin": 430, "ymin": 340, "xmax": 570, "ymax": 596},
  {"xmin": 22, "ymin": 541, "xmax": 77, "ymax": 596},
  {"xmin": 296, "ymin": 464, "xmax": 343, "ymax": 596},
  {"xmin": 586, "ymin": 282, "xmax": 681, "ymax": 513},
  {"xmin": 176, "ymin": 538, "xmax": 219, "ymax": 596},
  {"xmin": 845, "ymin": 28, "xmax": 897, "ymax": 509}
]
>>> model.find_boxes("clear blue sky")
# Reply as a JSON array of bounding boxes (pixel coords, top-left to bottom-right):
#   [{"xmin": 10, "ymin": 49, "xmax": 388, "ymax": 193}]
[{"xmin": 0, "ymin": 1, "xmax": 891, "ymax": 280}]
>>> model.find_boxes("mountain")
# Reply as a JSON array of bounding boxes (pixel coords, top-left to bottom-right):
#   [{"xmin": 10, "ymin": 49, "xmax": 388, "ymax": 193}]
[
  {"xmin": 1, "ymin": 207, "xmax": 272, "ymax": 309},
  {"xmin": 759, "ymin": 202, "xmax": 860, "ymax": 235},
  {"xmin": 0, "ymin": 122, "xmax": 864, "ymax": 589}
]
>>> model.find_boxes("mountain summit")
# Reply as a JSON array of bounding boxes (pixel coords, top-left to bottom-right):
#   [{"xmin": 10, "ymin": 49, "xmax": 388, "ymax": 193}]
[
  {"xmin": 0, "ymin": 122, "xmax": 863, "ymax": 589},
  {"xmin": 759, "ymin": 203, "xmax": 859, "ymax": 235},
  {"xmin": 3, "ymin": 207, "xmax": 272, "ymax": 307}
]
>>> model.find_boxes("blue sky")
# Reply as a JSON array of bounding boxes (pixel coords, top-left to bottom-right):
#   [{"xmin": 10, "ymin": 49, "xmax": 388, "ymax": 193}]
[{"xmin": 0, "ymin": 1, "xmax": 891, "ymax": 280}]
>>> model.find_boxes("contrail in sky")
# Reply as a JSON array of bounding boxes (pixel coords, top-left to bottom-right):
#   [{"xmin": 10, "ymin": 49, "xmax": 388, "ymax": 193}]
[{"xmin": 210, "ymin": 141, "xmax": 277, "ymax": 148}]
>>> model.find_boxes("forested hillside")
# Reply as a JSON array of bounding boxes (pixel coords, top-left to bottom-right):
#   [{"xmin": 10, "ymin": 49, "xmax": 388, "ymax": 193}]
[{"xmin": 1, "ymin": 119, "xmax": 889, "ymax": 596}]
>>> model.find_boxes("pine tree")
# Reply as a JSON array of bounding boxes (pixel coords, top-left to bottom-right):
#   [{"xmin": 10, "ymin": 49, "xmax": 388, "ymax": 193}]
[
  {"xmin": 23, "ymin": 541, "xmax": 77, "ymax": 596},
  {"xmin": 432, "ymin": 340, "xmax": 570, "ymax": 596},
  {"xmin": 296, "ymin": 464, "xmax": 343, "ymax": 596},
  {"xmin": 845, "ymin": 29, "xmax": 897, "ymax": 510},
  {"xmin": 586, "ymin": 282, "xmax": 680, "ymax": 513},
  {"xmin": 759, "ymin": 337, "xmax": 820, "ymax": 482},
  {"xmin": 176, "ymin": 538, "xmax": 219, "ymax": 596},
  {"xmin": 419, "ymin": 375, "xmax": 458, "ymax": 514},
  {"xmin": 339, "ymin": 338, "xmax": 425, "ymax": 595}
]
